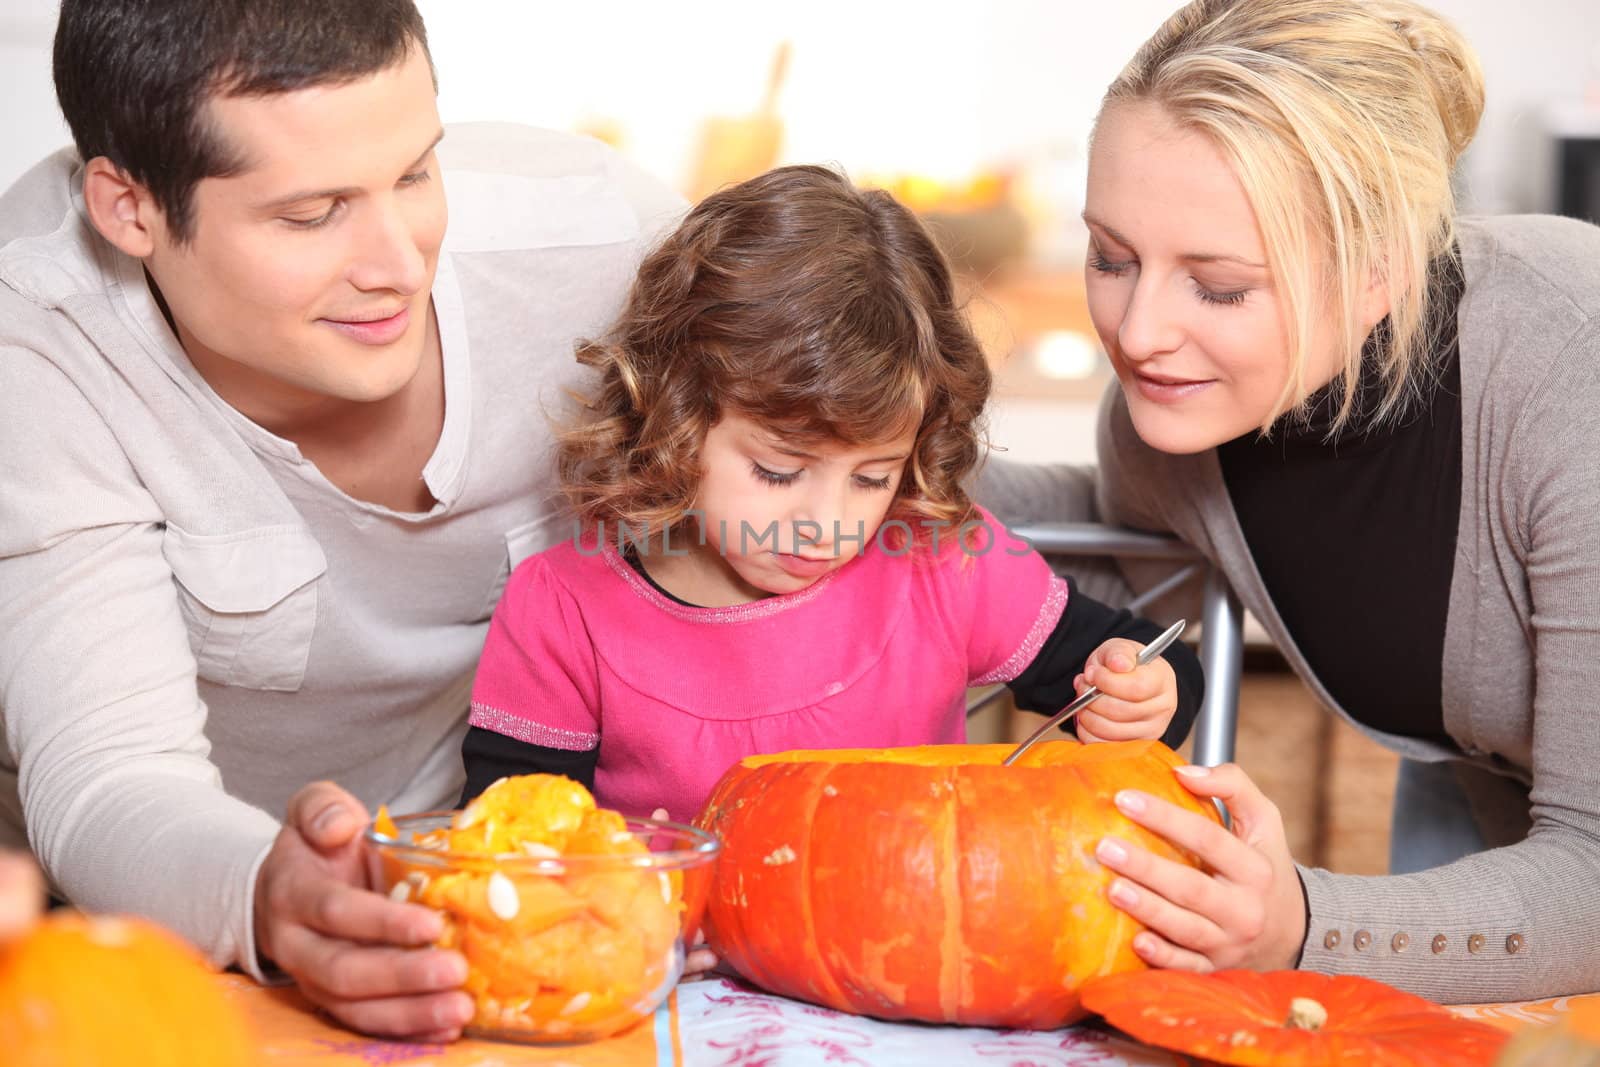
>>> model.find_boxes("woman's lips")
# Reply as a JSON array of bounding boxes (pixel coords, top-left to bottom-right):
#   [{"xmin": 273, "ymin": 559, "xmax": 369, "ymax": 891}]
[
  {"xmin": 323, "ymin": 306, "xmax": 411, "ymax": 346},
  {"xmin": 1132, "ymin": 370, "xmax": 1214, "ymax": 404}
]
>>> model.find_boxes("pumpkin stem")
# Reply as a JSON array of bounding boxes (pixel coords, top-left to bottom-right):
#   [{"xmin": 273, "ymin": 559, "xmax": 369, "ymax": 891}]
[{"xmin": 1286, "ymin": 997, "xmax": 1329, "ymax": 1031}]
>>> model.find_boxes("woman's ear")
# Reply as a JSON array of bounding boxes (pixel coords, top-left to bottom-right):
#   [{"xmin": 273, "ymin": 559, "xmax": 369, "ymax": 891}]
[
  {"xmin": 1358, "ymin": 259, "xmax": 1395, "ymax": 333},
  {"xmin": 80, "ymin": 157, "xmax": 159, "ymax": 258}
]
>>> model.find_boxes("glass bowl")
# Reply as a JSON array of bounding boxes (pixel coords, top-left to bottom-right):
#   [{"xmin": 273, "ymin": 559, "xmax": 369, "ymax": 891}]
[{"xmin": 365, "ymin": 810, "xmax": 720, "ymax": 1045}]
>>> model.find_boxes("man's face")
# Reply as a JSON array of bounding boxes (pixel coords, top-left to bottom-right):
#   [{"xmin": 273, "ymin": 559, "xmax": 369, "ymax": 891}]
[{"xmin": 142, "ymin": 44, "xmax": 447, "ymax": 423}]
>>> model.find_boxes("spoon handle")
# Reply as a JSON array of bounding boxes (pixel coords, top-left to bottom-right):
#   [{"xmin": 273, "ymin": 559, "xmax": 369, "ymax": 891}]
[{"xmin": 999, "ymin": 618, "xmax": 1187, "ymax": 767}]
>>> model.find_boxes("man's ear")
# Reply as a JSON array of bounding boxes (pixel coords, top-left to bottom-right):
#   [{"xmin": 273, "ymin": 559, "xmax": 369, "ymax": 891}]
[{"xmin": 81, "ymin": 157, "xmax": 161, "ymax": 258}]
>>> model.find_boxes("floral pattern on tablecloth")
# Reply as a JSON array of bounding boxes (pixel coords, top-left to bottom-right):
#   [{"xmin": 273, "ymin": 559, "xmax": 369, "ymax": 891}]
[{"xmin": 674, "ymin": 977, "xmax": 1186, "ymax": 1067}]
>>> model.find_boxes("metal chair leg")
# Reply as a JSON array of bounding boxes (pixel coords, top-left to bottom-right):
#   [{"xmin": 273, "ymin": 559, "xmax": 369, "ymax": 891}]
[{"xmin": 1193, "ymin": 565, "xmax": 1243, "ymax": 768}]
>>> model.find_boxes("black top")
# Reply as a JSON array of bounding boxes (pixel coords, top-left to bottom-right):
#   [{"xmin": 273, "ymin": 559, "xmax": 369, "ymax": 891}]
[
  {"xmin": 461, "ymin": 556, "xmax": 1205, "ymax": 804},
  {"xmin": 1217, "ymin": 256, "xmax": 1464, "ymax": 744}
]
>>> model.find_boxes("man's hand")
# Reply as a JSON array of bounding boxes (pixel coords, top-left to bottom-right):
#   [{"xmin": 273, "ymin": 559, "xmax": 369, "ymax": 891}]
[
  {"xmin": 0, "ymin": 851, "xmax": 43, "ymax": 944},
  {"xmin": 254, "ymin": 782, "xmax": 474, "ymax": 1041}
]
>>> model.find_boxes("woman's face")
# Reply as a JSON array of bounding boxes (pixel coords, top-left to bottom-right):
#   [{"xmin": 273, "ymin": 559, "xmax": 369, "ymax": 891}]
[{"xmin": 1083, "ymin": 101, "xmax": 1341, "ymax": 454}]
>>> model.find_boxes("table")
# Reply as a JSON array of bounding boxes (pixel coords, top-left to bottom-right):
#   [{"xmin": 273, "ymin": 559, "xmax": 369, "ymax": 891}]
[{"xmin": 226, "ymin": 973, "xmax": 1600, "ymax": 1066}]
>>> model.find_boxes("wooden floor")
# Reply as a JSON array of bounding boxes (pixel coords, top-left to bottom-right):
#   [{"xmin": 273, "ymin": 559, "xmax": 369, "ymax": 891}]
[{"xmin": 971, "ymin": 667, "xmax": 1400, "ymax": 875}]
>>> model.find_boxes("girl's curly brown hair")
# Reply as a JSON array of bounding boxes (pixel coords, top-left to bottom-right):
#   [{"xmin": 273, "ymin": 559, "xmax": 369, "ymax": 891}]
[{"xmin": 558, "ymin": 164, "xmax": 991, "ymax": 541}]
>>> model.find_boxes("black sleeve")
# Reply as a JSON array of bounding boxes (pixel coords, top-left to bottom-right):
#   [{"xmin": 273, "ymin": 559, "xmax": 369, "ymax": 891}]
[
  {"xmin": 459, "ymin": 726, "xmax": 599, "ymax": 806},
  {"xmin": 1005, "ymin": 576, "xmax": 1204, "ymax": 749}
]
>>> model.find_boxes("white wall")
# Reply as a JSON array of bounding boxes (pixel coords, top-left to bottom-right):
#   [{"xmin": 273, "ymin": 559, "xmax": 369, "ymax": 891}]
[
  {"xmin": 4, "ymin": 1, "xmax": 1597, "ymax": 212},
  {"xmin": 1, "ymin": 6, "xmax": 65, "ymax": 189}
]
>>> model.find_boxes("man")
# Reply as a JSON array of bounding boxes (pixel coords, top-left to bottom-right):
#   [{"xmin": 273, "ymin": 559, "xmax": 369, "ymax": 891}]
[{"xmin": 0, "ymin": 0, "xmax": 679, "ymax": 1040}]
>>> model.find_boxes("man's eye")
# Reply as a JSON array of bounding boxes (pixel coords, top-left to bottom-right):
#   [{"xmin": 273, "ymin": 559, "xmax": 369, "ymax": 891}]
[{"xmin": 284, "ymin": 202, "xmax": 341, "ymax": 230}]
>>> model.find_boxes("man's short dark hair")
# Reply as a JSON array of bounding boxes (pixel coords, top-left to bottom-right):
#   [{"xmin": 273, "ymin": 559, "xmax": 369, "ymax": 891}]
[{"xmin": 53, "ymin": 0, "xmax": 432, "ymax": 243}]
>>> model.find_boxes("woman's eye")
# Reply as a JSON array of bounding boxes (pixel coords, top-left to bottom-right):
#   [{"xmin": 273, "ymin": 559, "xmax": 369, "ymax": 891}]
[
  {"xmin": 1089, "ymin": 248, "xmax": 1135, "ymax": 276},
  {"xmin": 750, "ymin": 461, "xmax": 800, "ymax": 486},
  {"xmin": 853, "ymin": 473, "xmax": 893, "ymax": 491},
  {"xmin": 1194, "ymin": 283, "xmax": 1248, "ymax": 307}
]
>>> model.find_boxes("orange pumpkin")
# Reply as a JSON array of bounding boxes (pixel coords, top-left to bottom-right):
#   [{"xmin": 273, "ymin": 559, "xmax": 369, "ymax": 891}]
[
  {"xmin": 1080, "ymin": 969, "xmax": 1510, "ymax": 1066},
  {"xmin": 0, "ymin": 912, "xmax": 257, "ymax": 1067},
  {"xmin": 693, "ymin": 738, "xmax": 1221, "ymax": 1028}
]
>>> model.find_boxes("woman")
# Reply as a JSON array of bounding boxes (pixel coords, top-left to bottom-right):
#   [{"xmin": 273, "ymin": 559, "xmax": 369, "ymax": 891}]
[{"xmin": 1078, "ymin": 0, "xmax": 1600, "ymax": 1002}]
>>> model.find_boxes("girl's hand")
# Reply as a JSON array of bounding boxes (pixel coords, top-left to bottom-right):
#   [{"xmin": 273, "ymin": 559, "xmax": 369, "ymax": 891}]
[
  {"xmin": 682, "ymin": 943, "xmax": 721, "ymax": 981},
  {"xmin": 650, "ymin": 808, "xmax": 721, "ymax": 983},
  {"xmin": 1074, "ymin": 637, "xmax": 1178, "ymax": 743},
  {"xmin": 1094, "ymin": 763, "xmax": 1307, "ymax": 972}
]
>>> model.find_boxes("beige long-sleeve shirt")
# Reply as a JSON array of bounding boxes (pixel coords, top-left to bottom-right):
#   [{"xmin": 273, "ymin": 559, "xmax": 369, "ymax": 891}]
[{"xmin": 0, "ymin": 123, "xmax": 682, "ymax": 975}]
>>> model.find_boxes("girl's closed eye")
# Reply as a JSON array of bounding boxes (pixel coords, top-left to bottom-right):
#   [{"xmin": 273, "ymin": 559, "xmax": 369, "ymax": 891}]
[
  {"xmin": 853, "ymin": 472, "xmax": 894, "ymax": 491},
  {"xmin": 750, "ymin": 460, "xmax": 801, "ymax": 486}
]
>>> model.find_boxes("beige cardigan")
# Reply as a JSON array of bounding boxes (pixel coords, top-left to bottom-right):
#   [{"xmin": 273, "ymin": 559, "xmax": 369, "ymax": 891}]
[{"xmin": 1093, "ymin": 215, "xmax": 1600, "ymax": 1002}]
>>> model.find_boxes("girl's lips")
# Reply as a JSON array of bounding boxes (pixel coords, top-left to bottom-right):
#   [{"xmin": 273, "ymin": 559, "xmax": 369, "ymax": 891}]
[
  {"xmin": 771, "ymin": 552, "xmax": 835, "ymax": 579},
  {"xmin": 1132, "ymin": 370, "xmax": 1214, "ymax": 404},
  {"xmin": 323, "ymin": 306, "xmax": 411, "ymax": 346}
]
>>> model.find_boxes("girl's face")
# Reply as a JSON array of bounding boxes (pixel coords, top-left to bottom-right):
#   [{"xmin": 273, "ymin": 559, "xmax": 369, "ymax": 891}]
[
  {"xmin": 684, "ymin": 412, "xmax": 916, "ymax": 604},
  {"xmin": 1083, "ymin": 101, "xmax": 1342, "ymax": 454}
]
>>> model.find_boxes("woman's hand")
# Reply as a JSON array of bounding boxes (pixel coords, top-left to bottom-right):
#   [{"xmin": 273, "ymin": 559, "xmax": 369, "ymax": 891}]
[
  {"xmin": 1074, "ymin": 637, "xmax": 1178, "ymax": 743},
  {"xmin": 1093, "ymin": 763, "xmax": 1308, "ymax": 972}
]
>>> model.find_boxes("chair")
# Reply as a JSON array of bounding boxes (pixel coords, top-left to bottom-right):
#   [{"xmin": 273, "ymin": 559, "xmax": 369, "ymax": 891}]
[{"xmin": 967, "ymin": 522, "xmax": 1242, "ymax": 767}]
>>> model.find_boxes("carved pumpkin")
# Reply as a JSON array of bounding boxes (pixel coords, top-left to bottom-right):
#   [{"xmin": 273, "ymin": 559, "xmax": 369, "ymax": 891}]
[
  {"xmin": 1080, "ymin": 969, "xmax": 1510, "ymax": 1066},
  {"xmin": 693, "ymin": 739, "xmax": 1221, "ymax": 1028},
  {"xmin": 0, "ymin": 912, "xmax": 257, "ymax": 1066},
  {"xmin": 1494, "ymin": 998, "xmax": 1600, "ymax": 1067}
]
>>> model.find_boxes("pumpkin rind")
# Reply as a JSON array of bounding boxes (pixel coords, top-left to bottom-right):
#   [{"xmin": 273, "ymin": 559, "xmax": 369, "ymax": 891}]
[
  {"xmin": 693, "ymin": 739, "xmax": 1221, "ymax": 1028},
  {"xmin": 1081, "ymin": 968, "xmax": 1510, "ymax": 1067},
  {"xmin": 0, "ymin": 912, "xmax": 257, "ymax": 1067}
]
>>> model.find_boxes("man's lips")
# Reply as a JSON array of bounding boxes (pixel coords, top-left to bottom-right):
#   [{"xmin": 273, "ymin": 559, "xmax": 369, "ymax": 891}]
[{"xmin": 321, "ymin": 306, "xmax": 411, "ymax": 345}]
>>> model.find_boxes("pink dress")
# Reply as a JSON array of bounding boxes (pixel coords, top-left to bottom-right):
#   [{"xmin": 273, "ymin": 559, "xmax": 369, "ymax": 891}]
[{"xmin": 468, "ymin": 508, "xmax": 1067, "ymax": 821}]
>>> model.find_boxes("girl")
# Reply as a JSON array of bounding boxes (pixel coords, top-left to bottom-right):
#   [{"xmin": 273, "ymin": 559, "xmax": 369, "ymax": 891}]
[
  {"xmin": 462, "ymin": 165, "xmax": 1203, "ymax": 821},
  {"xmin": 1060, "ymin": 0, "xmax": 1600, "ymax": 1003}
]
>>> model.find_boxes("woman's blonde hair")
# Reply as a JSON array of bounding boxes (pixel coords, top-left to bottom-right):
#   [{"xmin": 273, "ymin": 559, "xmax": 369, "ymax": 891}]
[
  {"xmin": 558, "ymin": 165, "xmax": 991, "ymax": 538},
  {"xmin": 1102, "ymin": 0, "xmax": 1484, "ymax": 430}
]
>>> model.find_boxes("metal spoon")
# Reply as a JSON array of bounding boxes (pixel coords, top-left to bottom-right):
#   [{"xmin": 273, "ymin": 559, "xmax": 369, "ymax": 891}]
[{"xmin": 1000, "ymin": 618, "xmax": 1188, "ymax": 766}]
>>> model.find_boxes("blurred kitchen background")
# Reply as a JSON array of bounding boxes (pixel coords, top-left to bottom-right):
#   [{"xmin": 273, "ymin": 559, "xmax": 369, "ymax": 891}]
[{"xmin": 5, "ymin": 0, "xmax": 1598, "ymax": 873}]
